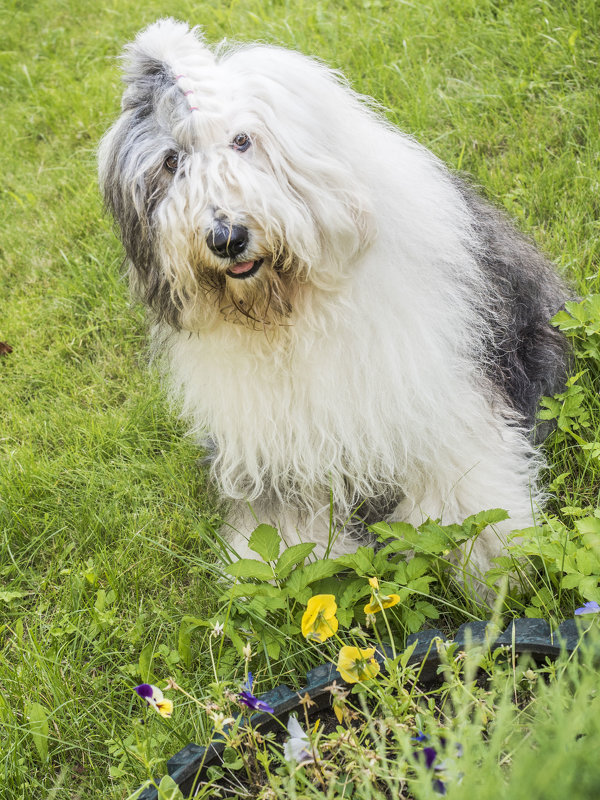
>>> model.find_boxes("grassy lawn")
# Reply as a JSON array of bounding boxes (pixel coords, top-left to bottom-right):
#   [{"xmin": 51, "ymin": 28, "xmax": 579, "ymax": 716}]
[{"xmin": 1, "ymin": 0, "xmax": 599, "ymax": 797}]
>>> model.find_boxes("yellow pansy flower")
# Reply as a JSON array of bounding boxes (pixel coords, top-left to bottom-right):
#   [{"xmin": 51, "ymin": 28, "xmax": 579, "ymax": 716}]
[
  {"xmin": 301, "ymin": 594, "xmax": 339, "ymax": 642},
  {"xmin": 364, "ymin": 577, "xmax": 400, "ymax": 615},
  {"xmin": 336, "ymin": 646, "xmax": 380, "ymax": 683}
]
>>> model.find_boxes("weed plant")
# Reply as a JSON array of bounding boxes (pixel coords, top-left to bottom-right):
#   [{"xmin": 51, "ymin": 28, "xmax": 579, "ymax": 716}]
[{"xmin": 1, "ymin": 0, "xmax": 600, "ymax": 798}]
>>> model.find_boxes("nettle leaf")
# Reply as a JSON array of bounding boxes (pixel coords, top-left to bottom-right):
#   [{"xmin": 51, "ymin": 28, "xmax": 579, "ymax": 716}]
[
  {"xmin": 404, "ymin": 609, "xmax": 426, "ymax": 633},
  {"xmin": 284, "ymin": 559, "xmax": 342, "ymax": 593},
  {"xmin": 407, "ymin": 575, "xmax": 435, "ymax": 595},
  {"xmin": 26, "ymin": 702, "xmax": 49, "ymax": 763},
  {"xmin": 248, "ymin": 524, "xmax": 281, "ymax": 562},
  {"xmin": 301, "ymin": 559, "xmax": 345, "ymax": 585},
  {"xmin": 225, "ymin": 559, "xmax": 275, "ymax": 581},
  {"xmin": 416, "ymin": 600, "xmax": 439, "ymax": 620},
  {"xmin": 221, "ymin": 582, "xmax": 282, "ymax": 600},
  {"xmin": 283, "ymin": 570, "xmax": 312, "ymax": 602},
  {"xmin": 340, "ymin": 578, "xmax": 370, "ymax": 609},
  {"xmin": 275, "ymin": 543, "xmax": 316, "ymax": 580},
  {"xmin": 335, "ymin": 546, "xmax": 375, "ymax": 575},
  {"xmin": 465, "ymin": 508, "xmax": 509, "ymax": 530},
  {"xmin": 370, "ymin": 521, "xmax": 418, "ymax": 549},
  {"xmin": 406, "ymin": 556, "xmax": 430, "ymax": 580},
  {"xmin": 263, "ymin": 633, "xmax": 281, "ymax": 660}
]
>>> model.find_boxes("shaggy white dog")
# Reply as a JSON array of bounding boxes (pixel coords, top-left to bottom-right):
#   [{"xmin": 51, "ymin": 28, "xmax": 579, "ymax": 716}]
[{"xmin": 98, "ymin": 19, "xmax": 569, "ymax": 578}]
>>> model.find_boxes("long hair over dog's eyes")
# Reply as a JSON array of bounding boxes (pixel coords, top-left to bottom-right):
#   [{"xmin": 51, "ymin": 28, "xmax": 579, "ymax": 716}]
[
  {"xmin": 231, "ymin": 133, "xmax": 251, "ymax": 152},
  {"xmin": 164, "ymin": 153, "xmax": 179, "ymax": 174}
]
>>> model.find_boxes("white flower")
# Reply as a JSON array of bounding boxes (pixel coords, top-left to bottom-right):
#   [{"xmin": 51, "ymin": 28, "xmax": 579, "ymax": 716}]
[
  {"xmin": 211, "ymin": 620, "xmax": 225, "ymax": 638},
  {"xmin": 283, "ymin": 715, "xmax": 314, "ymax": 764},
  {"xmin": 242, "ymin": 642, "xmax": 252, "ymax": 660}
]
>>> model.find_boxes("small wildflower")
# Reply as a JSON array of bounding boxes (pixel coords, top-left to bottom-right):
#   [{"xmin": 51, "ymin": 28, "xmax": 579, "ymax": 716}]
[
  {"xmin": 301, "ymin": 594, "xmax": 339, "ymax": 642},
  {"xmin": 299, "ymin": 692, "xmax": 316, "ymax": 710},
  {"xmin": 365, "ymin": 613, "xmax": 377, "ymax": 628},
  {"xmin": 211, "ymin": 620, "xmax": 225, "ymax": 638},
  {"xmin": 283, "ymin": 715, "xmax": 314, "ymax": 764},
  {"xmin": 238, "ymin": 672, "xmax": 275, "ymax": 714},
  {"xmin": 133, "ymin": 684, "xmax": 173, "ymax": 718},
  {"xmin": 329, "ymin": 680, "xmax": 349, "ymax": 724},
  {"xmin": 575, "ymin": 601, "xmax": 600, "ymax": 615},
  {"xmin": 242, "ymin": 642, "xmax": 252, "ymax": 660},
  {"xmin": 337, "ymin": 645, "xmax": 380, "ymax": 684},
  {"xmin": 211, "ymin": 711, "xmax": 236, "ymax": 733},
  {"xmin": 368, "ymin": 576, "xmax": 380, "ymax": 590}
]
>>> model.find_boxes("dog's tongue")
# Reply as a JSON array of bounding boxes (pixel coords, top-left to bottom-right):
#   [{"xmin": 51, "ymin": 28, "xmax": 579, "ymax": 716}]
[{"xmin": 228, "ymin": 260, "xmax": 255, "ymax": 275}]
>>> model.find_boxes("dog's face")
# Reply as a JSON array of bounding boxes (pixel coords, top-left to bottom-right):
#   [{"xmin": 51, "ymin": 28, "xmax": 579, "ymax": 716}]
[{"xmin": 99, "ymin": 19, "xmax": 374, "ymax": 330}]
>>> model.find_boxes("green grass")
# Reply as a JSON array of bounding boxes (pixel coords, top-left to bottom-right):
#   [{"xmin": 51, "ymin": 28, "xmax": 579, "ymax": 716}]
[{"xmin": 1, "ymin": 0, "xmax": 600, "ymax": 797}]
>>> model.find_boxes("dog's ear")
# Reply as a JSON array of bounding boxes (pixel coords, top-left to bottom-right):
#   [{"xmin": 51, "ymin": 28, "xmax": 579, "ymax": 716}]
[{"xmin": 119, "ymin": 18, "xmax": 214, "ymax": 111}]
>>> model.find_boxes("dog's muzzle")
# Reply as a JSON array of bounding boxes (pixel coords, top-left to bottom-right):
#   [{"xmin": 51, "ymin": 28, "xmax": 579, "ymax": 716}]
[{"xmin": 206, "ymin": 220, "xmax": 263, "ymax": 279}]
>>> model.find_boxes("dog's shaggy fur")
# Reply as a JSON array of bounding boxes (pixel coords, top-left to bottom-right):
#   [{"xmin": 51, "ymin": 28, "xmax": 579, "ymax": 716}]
[{"xmin": 98, "ymin": 19, "xmax": 570, "ymax": 577}]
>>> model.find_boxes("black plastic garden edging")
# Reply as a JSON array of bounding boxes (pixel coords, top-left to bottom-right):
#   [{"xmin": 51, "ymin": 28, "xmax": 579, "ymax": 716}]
[{"xmin": 137, "ymin": 616, "xmax": 593, "ymax": 799}]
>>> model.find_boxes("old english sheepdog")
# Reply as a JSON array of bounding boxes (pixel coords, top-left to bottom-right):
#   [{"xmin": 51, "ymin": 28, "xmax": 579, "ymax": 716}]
[{"xmin": 98, "ymin": 19, "xmax": 570, "ymax": 579}]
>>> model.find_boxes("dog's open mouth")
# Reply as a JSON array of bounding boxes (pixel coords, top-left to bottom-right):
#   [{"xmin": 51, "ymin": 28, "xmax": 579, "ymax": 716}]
[{"xmin": 226, "ymin": 259, "xmax": 264, "ymax": 280}]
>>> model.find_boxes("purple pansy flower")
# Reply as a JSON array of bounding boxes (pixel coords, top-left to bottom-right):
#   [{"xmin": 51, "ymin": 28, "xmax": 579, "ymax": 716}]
[
  {"xmin": 422, "ymin": 747, "xmax": 438, "ymax": 769},
  {"xmin": 238, "ymin": 673, "xmax": 275, "ymax": 714},
  {"xmin": 575, "ymin": 601, "xmax": 600, "ymax": 616},
  {"xmin": 413, "ymin": 739, "xmax": 462, "ymax": 796}
]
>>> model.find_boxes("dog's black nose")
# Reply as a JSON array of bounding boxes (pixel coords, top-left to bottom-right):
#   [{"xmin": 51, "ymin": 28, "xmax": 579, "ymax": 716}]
[{"xmin": 207, "ymin": 220, "xmax": 249, "ymax": 259}]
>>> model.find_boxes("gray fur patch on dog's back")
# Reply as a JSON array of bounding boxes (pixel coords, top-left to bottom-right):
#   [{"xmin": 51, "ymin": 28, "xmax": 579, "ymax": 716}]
[{"xmin": 455, "ymin": 177, "xmax": 572, "ymax": 441}]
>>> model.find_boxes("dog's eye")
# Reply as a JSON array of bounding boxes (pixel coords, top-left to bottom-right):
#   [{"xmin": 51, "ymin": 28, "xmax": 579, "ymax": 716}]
[
  {"xmin": 164, "ymin": 153, "xmax": 179, "ymax": 174},
  {"xmin": 231, "ymin": 133, "xmax": 251, "ymax": 153}
]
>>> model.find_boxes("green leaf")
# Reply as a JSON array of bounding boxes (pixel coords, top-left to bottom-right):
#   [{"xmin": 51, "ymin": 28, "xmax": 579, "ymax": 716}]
[
  {"xmin": 221, "ymin": 582, "xmax": 282, "ymax": 600},
  {"xmin": 26, "ymin": 702, "xmax": 49, "ymax": 763},
  {"xmin": 275, "ymin": 543, "xmax": 316, "ymax": 580},
  {"xmin": 300, "ymin": 559, "xmax": 344, "ymax": 585},
  {"xmin": 578, "ymin": 576, "xmax": 600, "ymax": 600},
  {"xmin": 335, "ymin": 547, "xmax": 375, "ymax": 575},
  {"xmin": 406, "ymin": 556, "xmax": 430, "ymax": 580},
  {"xmin": 0, "ymin": 590, "xmax": 28, "ymax": 605},
  {"xmin": 282, "ymin": 569, "xmax": 312, "ymax": 602},
  {"xmin": 263, "ymin": 633, "xmax": 281, "ymax": 660},
  {"xmin": 561, "ymin": 573, "xmax": 583, "ymax": 590},
  {"xmin": 575, "ymin": 517, "xmax": 600, "ymax": 537},
  {"xmin": 225, "ymin": 559, "xmax": 275, "ymax": 581},
  {"xmin": 415, "ymin": 600, "xmax": 439, "ymax": 619},
  {"xmin": 466, "ymin": 508, "xmax": 509, "ymax": 530},
  {"xmin": 223, "ymin": 746, "xmax": 244, "ymax": 770},
  {"xmin": 157, "ymin": 775, "xmax": 185, "ymax": 800},
  {"xmin": 139, "ymin": 643, "xmax": 153, "ymax": 683},
  {"xmin": 248, "ymin": 524, "xmax": 281, "ymax": 562},
  {"xmin": 575, "ymin": 548, "xmax": 597, "ymax": 576}
]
